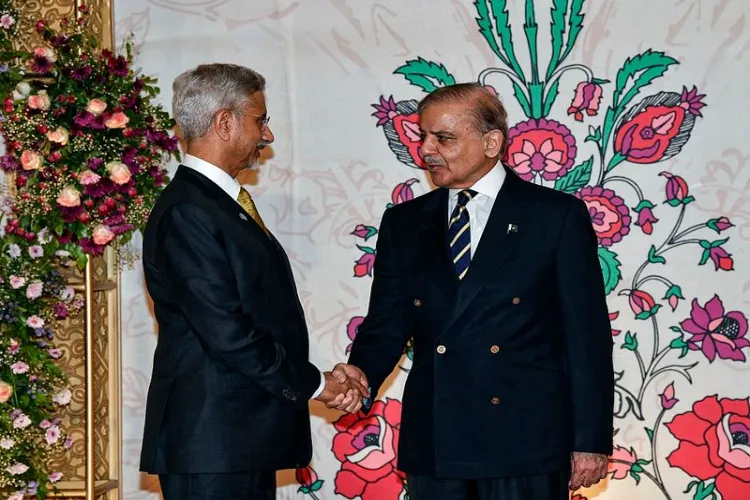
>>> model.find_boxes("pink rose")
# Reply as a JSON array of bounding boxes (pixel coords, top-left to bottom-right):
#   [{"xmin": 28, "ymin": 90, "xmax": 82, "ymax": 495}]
[
  {"xmin": 27, "ymin": 90, "xmax": 50, "ymax": 110},
  {"xmin": 20, "ymin": 150, "xmax": 43, "ymax": 170},
  {"xmin": 46, "ymin": 126, "xmax": 69, "ymax": 145},
  {"xmin": 92, "ymin": 225, "xmax": 115, "ymax": 245},
  {"xmin": 104, "ymin": 111, "xmax": 129, "ymax": 129},
  {"xmin": 56, "ymin": 185, "xmax": 81, "ymax": 207},
  {"xmin": 86, "ymin": 98, "xmax": 107, "ymax": 116},
  {"xmin": 106, "ymin": 161, "xmax": 131, "ymax": 184},
  {"xmin": 0, "ymin": 382, "xmax": 13, "ymax": 404},
  {"xmin": 78, "ymin": 170, "xmax": 102, "ymax": 186},
  {"xmin": 33, "ymin": 47, "xmax": 56, "ymax": 62}
]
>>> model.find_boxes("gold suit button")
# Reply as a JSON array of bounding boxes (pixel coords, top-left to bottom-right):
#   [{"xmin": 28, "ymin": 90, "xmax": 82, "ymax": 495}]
[
  {"xmin": 490, "ymin": 345, "xmax": 500, "ymax": 354},
  {"xmin": 491, "ymin": 397, "xmax": 500, "ymax": 405},
  {"xmin": 413, "ymin": 298, "xmax": 422, "ymax": 307},
  {"xmin": 436, "ymin": 345, "xmax": 446, "ymax": 354},
  {"xmin": 512, "ymin": 297, "xmax": 521, "ymax": 305}
]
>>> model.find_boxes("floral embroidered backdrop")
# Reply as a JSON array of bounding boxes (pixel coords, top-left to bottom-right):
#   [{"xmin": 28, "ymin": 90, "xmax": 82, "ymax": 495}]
[{"xmin": 108, "ymin": 0, "xmax": 750, "ymax": 499}]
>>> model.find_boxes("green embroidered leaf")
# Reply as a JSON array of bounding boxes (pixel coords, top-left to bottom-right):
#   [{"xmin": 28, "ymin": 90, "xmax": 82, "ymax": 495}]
[
  {"xmin": 622, "ymin": 331, "xmax": 638, "ymax": 351},
  {"xmin": 310, "ymin": 480, "xmax": 324, "ymax": 492},
  {"xmin": 488, "ymin": 0, "xmax": 526, "ymax": 81},
  {"xmin": 598, "ymin": 247, "xmax": 622, "ymax": 295},
  {"xmin": 555, "ymin": 156, "xmax": 593, "ymax": 194},
  {"xmin": 613, "ymin": 50, "xmax": 678, "ymax": 111},
  {"xmin": 648, "ymin": 245, "xmax": 666, "ymax": 264},
  {"xmin": 545, "ymin": 0, "xmax": 568, "ymax": 79},
  {"xmin": 394, "ymin": 58, "xmax": 456, "ymax": 92},
  {"xmin": 633, "ymin": 199, "xmax": 655, "ymax": 212},
  {"xmin": 559, "ymin": 0, "xmax": 585, "ymax": 62},
  {"xmin": 645, "ymin": 427, "xmax": 654, "ymax": 443},
  {"xmin": 356, "ymin": 245, "xmax": 376, "ymax": 255},
  {"xmin": 513, "ymin": 81, "xmax": 533, "ymax": 118},
  {"xmin": 542, "ymin": 76, "xmax": 561, "ymax": 116},
  {"xmin": 474, "ymin": 0, "xmax": 507, "ymax": 63}
]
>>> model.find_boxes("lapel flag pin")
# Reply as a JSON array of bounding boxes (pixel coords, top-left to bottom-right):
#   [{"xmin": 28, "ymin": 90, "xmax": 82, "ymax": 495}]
[
  {"xmin": 507, "ymin": 223, "xmax": 518, "ymax": 234},
  {"xmin": 239, "ymin": 213, "xmax": 248, "ymax": 221}
]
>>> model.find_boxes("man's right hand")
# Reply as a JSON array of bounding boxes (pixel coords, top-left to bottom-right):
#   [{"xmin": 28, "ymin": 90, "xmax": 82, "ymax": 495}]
[{"xmin": 315, "ymin": 370, "xmax": 368, "ymax": 413}]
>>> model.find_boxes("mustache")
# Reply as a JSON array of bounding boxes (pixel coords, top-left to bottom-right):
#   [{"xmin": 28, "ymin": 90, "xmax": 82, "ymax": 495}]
[{"xmin": 423, "ymin": 155, "xmax": 445, "ymax": 166}]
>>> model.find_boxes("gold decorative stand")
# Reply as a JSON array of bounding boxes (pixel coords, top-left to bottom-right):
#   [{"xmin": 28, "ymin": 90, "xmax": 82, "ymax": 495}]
[{"xmin": 11, "ymin": 1, "xmax": 122, "ymax": 498}]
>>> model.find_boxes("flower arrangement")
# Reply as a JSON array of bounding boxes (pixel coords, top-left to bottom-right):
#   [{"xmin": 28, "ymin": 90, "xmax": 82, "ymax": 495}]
[
  {"xmin": 1, "ymin": 4, "xmax": 179, "ymax": 267},
  {"xmin": 0, "ymin": 3, "xmax": 178, "ymax": 497},
  {"xmin": 0, "ymin": 217, "xmax": 79, "ymax": 498}
]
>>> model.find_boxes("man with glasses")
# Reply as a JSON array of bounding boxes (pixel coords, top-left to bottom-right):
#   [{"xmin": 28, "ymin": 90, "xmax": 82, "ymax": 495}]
[{"xmin": 139, "ymin": 63, "xmax": 366, "ymax": 500}]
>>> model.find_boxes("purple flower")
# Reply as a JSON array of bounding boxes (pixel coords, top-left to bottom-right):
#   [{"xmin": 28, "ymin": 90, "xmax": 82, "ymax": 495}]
[
  {"xmin": 351, "ymin": 224, "xmax": 377, "ymax": 240},
  {"xmin": 680, "ymin": 86, "xmax": 707, "ymax": 117},
  {"xmin": 107, "ymin": 56, "xmax": 129, "ymax": 76},
  {"xmin": 680, "ymin": 295, "xmax": 749, "ymax": 362},
  {"xmin": 70, "ymin": 65, "xmax": 92, "ymax": 81},
  {"xmin": 53, "ymin": 303, "xmax": 68, "ymax": 319},
  {"xmin": 371, "ymin": 95, "xmax": 398, "ymax": 126},
  {"xmin": 575, "ymin": 186, "xmax": 631, "ymax": 247},
  {"xmin": 0, "ymin": 154, "xmax": 20, "ymax": 172},
  {"xmin": 346, "ymin": 316, "xmax": 364, "ymax": 353},
  {"xmin": 30, "ymin": 54, "xmax": 53, "ymax": 73},
  {"xmin": 660, "ymin": 382, "xmax": 678, "ymax": 410},
  {"xmin": 706, "ymin": 216, "xmax": 733, "ymax": 233}
]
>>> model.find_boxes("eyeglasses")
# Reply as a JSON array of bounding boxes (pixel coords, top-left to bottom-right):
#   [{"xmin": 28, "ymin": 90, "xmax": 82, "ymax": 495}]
[{"xmin": 247, "ymin": 112, "xmax": 270, "ymax": 128}]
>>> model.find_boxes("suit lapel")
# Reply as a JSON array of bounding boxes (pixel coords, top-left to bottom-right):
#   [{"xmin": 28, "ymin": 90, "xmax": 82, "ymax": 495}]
[
  {"xmin": 177, "ymin": 165, "xmax": 275, "ymax": 243},
  {"xmin": 442, "ymin": 167, "xmax": 532, "ymax": 334},
  {"xmin": 418, "ymin": 189, "xmax": 459, "ymax": 302}
]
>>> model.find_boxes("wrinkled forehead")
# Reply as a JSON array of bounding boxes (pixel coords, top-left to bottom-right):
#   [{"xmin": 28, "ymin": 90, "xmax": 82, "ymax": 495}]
[
  {"xmin": 419, "ymin": 101, "xmax": 475, "ymax": 134},
  {"xmin": 244, "ymin": 90, "xmax": 267, "ymax": 115}
]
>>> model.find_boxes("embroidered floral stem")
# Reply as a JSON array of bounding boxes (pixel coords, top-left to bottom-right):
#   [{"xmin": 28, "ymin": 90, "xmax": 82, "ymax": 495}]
[
  {"xmin": 602, "ymin": 175, "xmax": 644, "ymax": 202},
  {"xmin": 547, "ymin": 63, "xmax": 594, "ymax": 89},
  {"xmin": 477, "ymin": 67, "xmax": 529, "ymax": 97},
  {"xmin": 671, "ymin": 223, "xmax": 704, "ymax": 242},
  {"xmin": 652, "ymin": 408, "xmax": 667, "ymax": 490},
  {"xmin": 637, "ymin": 343, "xmax": 671, "ymax": 406},
  {"xmin": 608, "ymin": 460, "xmax": 672, "ymax": 500},
  {"xmin": 632, "ymin": 207, "xmax": 690, "ymax": 287},
  {"xmin": 635, "ymin": 275, "xmax": 673, "ymax": 291}
]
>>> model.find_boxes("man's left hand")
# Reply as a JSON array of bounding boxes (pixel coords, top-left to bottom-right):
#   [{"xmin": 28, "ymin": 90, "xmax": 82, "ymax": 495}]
[{"xmin": 569, "ymin": 452, "xmax": 608, "ymax": 490}]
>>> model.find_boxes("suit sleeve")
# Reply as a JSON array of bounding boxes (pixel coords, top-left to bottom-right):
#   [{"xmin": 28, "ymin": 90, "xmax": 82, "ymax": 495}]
[
  {"xmin": 159, "ymin": 203, "xmax": 320, "ymax": 407},
  {"xmin": 348, "ymin": 208, "xmax": 413, "ymax": 406},
  {"xmin": 556, "ymin": 198, "xmax": 614, "ymax": 455}
]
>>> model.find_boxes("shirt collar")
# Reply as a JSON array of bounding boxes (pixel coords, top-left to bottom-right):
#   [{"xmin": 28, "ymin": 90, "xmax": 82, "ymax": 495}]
[
  {"xmin": 182, "ymin": 154, "xmax": 241, "ymax": 200},
  {"xmin": 449, "ymin": 164, "xmax": 506, "ymax": 201}
]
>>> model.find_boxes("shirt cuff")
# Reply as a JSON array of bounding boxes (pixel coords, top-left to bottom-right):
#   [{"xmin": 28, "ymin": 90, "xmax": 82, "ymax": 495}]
[{"xmin": 310, "ymin": 371, "xmax": 325, "ymax": 399}]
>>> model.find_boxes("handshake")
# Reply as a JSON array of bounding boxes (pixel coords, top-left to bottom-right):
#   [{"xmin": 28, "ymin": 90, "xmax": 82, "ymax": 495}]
[{"xmin": 314, "ymin": 363, "xmax": 370, "ymax": 414}]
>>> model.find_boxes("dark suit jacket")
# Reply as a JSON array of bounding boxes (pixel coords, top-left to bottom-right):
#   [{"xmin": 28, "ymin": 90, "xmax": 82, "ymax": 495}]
[
  {"xmin": 348, "ymin": 166, "xmax": 614, "ymax": 479},
  {"xmin": 139, "ymin": 165, "xmax": 320, "ymax": 474}
]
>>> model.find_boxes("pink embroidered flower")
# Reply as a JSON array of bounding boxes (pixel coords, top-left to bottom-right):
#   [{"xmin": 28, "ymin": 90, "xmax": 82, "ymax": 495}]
[
  {"xmin": 391, "ymin": 178, "xmax": 419, "ymax": 205},
  {"xmin": 568, "ymin": 81, "xmax": 603, "ymax": 121},
  {"xmin": 505, "ymin": 118, "xmax": 577, "ymax": 181},
  {"xmin": 575, "ymin": 186, "xmax": 631, "ymax": 246},
  {"xmin": 354, "ymin": 250, "xmax": 376, "ymax": 278},
  {"xmin": 371, "ymin": 96, "xmax": 398, "ymax": 126},
  {"xmin": 608, "ymin": 445, "xmax": 637, "ymax": 480},
  {"xmin": 680, "ymin": 295, "xmax": 749, "ymax": 362},
  {"xmin": 660, "ymin": 382, "xmax": 679, "ymax": 410}
]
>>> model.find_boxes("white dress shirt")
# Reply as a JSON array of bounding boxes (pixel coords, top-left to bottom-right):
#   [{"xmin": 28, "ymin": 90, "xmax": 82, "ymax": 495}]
[
  {"xmin": 181, "ymin": 155, "xmax": 326, "ymax": 399},
  {"xmin": 447, "ymin": 164, "xmax": 507, "ymax": 257}
]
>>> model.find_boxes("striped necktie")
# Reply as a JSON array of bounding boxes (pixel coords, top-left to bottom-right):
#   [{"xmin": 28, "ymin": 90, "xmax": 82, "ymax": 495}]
[
  {"xmin": 237, "ymin": 187, "xmax": 270, "ymax": 237},
  {"xmin": 448, "ymin": 189, "xmax": 477, "ymax": 280}
]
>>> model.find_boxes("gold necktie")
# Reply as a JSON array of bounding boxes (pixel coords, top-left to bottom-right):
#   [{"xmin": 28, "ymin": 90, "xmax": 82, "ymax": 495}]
[{"xmin": 237, "ymin": 187, "xmax": 270, "ymax": 236}]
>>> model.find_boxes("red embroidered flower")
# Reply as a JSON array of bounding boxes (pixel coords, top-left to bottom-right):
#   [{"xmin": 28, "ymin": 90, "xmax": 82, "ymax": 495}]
[
  {"xmin": 505, "ymin": 118, "xmax": 577, "ymax": 182},
  {"xmin": 372, "ymin": 96, "xmax": 424, "ymax": 169},
  {"xmin": 332, "ymin": 398, "xmax": 406, "ymax": 500},
  {"xmin": 666, "ymin": 395, "xmax": 750, "ymax": 500},
  {"xmin": 614, "ymin": 86, "xmax": 706, "ymax": 164},
  {"xmin": 575, "ymin": 186, "xmax": 631, "ymax": 247}
]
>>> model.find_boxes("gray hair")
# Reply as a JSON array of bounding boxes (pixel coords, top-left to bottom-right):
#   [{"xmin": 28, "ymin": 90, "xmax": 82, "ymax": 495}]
[{"xmin": 172, "ymin": 63, "xmax": 266, "ymax": 141}]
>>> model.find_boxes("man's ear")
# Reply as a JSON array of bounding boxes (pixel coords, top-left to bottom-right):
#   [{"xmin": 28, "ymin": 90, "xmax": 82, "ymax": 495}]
[
  {"xmin": 213, "ymin": 108, "xmax": 234, "ymax": 142},
  {"xmin": 484, "ymin": 130, "xmax": 504, "ymax": 159}
]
